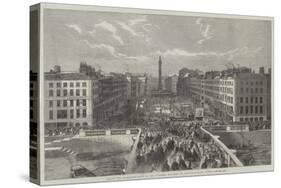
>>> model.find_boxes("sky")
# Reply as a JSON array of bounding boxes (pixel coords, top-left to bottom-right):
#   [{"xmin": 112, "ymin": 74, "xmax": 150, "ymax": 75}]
[{"xmin": 43, "ymin": 8, "xmax": 272, "ymax": 77}]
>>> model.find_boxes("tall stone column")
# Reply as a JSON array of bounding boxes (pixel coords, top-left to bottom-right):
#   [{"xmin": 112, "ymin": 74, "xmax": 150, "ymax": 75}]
[{"xmin": 158, "ymin": 56, "xmax": 163, "ymax": 91}]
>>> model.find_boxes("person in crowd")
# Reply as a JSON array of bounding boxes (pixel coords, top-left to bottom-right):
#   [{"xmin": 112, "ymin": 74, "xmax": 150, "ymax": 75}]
[
  {"xmin": 178, "ymin": 155, "xmax": 187, "ymax": 170},
  {"xmin": 162, "ymin": 160, "xmax": 170, "ymax": 171},
  {"xmin": 171, "ymin": 159, "xmax": 179, "ymax": 171}
]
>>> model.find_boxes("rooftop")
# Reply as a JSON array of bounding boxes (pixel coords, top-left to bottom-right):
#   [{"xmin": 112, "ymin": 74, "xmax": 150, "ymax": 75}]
[{"xmin": 44, "ymin": 72, "xmax": 91, "ymax": 81}]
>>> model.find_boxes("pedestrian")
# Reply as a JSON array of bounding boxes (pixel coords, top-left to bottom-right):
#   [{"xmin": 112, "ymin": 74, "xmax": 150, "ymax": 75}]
[
  {"xmin": 171, "ymin": 159, "xmax": 179, "ymax": 171},
  {"xmin": 178, "ymin": 156, "xmax": 187, "ymax": 170},
  {"xmin": 162, "ymin": 160, "xmax": 170, "ymax": 172}
]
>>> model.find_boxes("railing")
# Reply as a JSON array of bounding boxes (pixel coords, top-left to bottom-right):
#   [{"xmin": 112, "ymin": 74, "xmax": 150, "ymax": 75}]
[
  {"xmin": 202, "ymin": 124, "xmax": 249, "ymax": 133},
  {"xmin": 79, "ymin": 128, "xmax": 140, "ymax": 137},
  {"xmin": 200, "ymin": 127, "xmax": 244, "ymax": 167}
]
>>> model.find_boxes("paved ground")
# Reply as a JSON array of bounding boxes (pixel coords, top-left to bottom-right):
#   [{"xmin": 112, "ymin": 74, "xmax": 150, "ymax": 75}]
[{"xmin": 45, "ymin": 135, "xmax": 135, "ymax": 180}]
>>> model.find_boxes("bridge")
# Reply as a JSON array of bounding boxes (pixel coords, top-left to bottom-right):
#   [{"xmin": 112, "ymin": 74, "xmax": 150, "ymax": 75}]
[
  {"xmin": 200, "ymin": 127, "xmax": 244, "ymax": 167},
  {"xmin": 202, "ymin": 124, "xmax": 249, "ymax": 133}
]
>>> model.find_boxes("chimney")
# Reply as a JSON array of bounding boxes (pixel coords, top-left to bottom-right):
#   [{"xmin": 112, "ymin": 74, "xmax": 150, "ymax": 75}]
[{"xmin": 53, "ymin": 65, "xmax": 61, "ymax": 73}]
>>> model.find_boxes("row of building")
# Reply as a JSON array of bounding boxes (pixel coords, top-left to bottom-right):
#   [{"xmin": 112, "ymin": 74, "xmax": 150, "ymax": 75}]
[
  {"xmin": 177, "ymin": 67, "xmax": 271, "ymax": 123},
  {"xmin": 30, "ymin": 62, "xmax": 148, "ymax": 130}
]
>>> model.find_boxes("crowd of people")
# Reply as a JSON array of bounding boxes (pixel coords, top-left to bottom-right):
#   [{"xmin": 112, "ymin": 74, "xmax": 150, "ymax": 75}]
[
  {"xmin": 248, "ymin": 121, "xmax": 271, "ymax": 130},
  {"xmin": 134, "ymin": 120, "xmax": 229, "ymax": 173}
]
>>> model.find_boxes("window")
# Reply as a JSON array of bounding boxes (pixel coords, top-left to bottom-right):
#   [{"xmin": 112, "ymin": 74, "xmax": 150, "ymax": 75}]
[
  {"xmin": 70, "ymin": 109, "xmax": 74, "ymax": 119},
  {"xmin": 49, "ymin": 90, "xmax": 53, "ymax": 97},
  {"xmin": 245, "ymin": 97, "xmax": 248, "ymax": 104},
  {"xmin": 255, "ymin": 97, "xmax": 258, "ymax": 104},
  {"xmin": 240, "ymin": 106, "xmax": 243, "ymax": 114},
  {"xmin": 82, "ymin": 89, "xmax": 87, "ymax": 96},
  {"xmin": 76, "ymin": 82, "xmax": 80, "ymax": 87},
  {"xmin": 245, "ymin": 106, "xmax": 249, "ymax": 114},
  {"xmin": 49, "ymin": 83, "xmax": 53, "ymax": 88},
  {"xmin": 76, "ymin": 99, "xmax": 80, "ymax": 106},
  {"xmin": 240, "ymin": 118, "xmax": 244, "ymax": 122},
  {"xmin": 260, "ymin": 106, "xmax": 263, "ymax": 114},
  {"xmin": 260, "ymin": 81, "xmax": 263, "ymax": 85},
  {"xmin": 250, "ymin": 106, "xmax": 253, "ymax": 114},
  {"xmin": 63, "ymin": 89, "xmax": 67, "ymax": 96},
  {"xmin": 30, "ymin": 110, "xmax": 33, "ymax": 119},
  {"xmin": 63, "ymin": 100, "xmax": 67, "ymax": 107},
  {"xmin": 82, "ymin": 82, "xmax": 87, "ymax": 87},
  {"xmin": 260, "ymin": 97, "xmax": 263, "ymax": 104},
  {"xmin": 30, "ymin": 90, "xmax": 34, "ymax": 97},
  {"xmin": 82, "ymin": 99, "xmax": 86, "ymax": 106},
  {"xmin": 30, "ymin": 100, "xmax": 33, "ymax": 107},
  {"xmin": 76, "ymin": 89, "xmax": 80, "ymax": 96},
  {"xmin": 246, "ymin": 88, "xmax": 249, "ymax": 93},
  {"xmin": 57, "ymin": 110, "xmax": 67, "ymax": 119},
  {"xmin": 57, "ymin": 100, "xmax": 60, "ymax": 107},
  {"xmin": 49, "ymin": 110, "xmax": 53, "ymax": 120},
  {"xmin": 56, "ymin": 90, "xmax": 61, "ymax": 97},
  {"xmin": 76, "ymin": 109, "xmax": 80, "ymax": 118},
  {"xmin": 250, "ymin": 97, "xmax": 253, "ymax": 104},
  {"xmin": 255, "ymin": 88, "xmax": 258, "ymax": 93},
  {"xmin": 255, "ymin": 106, "xmax": 258, "ymax": 114},
  {"xmin": 56, "ymin": 82, "xmax": 61, "ymax": 88},
  {"xmin": 240, "ymin": 97, "xmax": 243, "ymax": 103},
  {"xmin": 63, "ymin": 82, "xmax": 67, "ymax": 87},
  {"xmin": 70, "ymin": 100, "xmax": 74, "ymax": 107},
  {"xmin": 82, "ymin": 109, "xmax": 87, "ymax": 118},
  {"xmin": 70, "ymin": 89, "xmax": 74, "ymax": 96},
  {"xmin": 49, "ymin": 101, "xmax": 53, "ymax": 107},
  {"xmin": 70, "ymin": 82, "xmax": 74, "ymax": 87}
]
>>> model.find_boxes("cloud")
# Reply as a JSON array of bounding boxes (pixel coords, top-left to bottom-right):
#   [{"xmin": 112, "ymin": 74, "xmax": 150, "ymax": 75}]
[
  {"xmin": 155, "ymin": 48, "xmax": 218, "ymax": 58},
  {"xmin": 116, "ymin": 17, "xmax": 157, "ymax": 45},
  {"xmin": 222, "ymin": 46, "xmax": 263, "ymax": 61},
  {"xmin": 126, "ymin": 55, "xmax": 150, "ymax": 62},
  {"xmin": 117, "ymin": 21, "xmax": 143, "ymax": 37},
  {"xmin": 90, "ymin": 21, "xmax": 124, "ymax": 45},
  {"xmin": 65, "ymin": 24, "xmax": 82, "ymax": 34},
  {"xmin": 195, "ymin": 18, "xmax": 214, "ymax": 45},
  {"xmin": 82, "ymin": 40, "xmax": 126, "ymax": 59},
  {"xmin": 155, "ymin": 46, "xmax": 263, "ymax": 61}
]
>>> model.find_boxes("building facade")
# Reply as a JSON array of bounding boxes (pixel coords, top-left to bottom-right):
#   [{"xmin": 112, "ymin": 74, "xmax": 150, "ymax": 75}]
[
  {"xmin": 30, "ymin": 72, "xmax": 38, "ymax": 125},
  {"xmin": 44, "ymin": 72, "xmax": 93, "ymax": 130},
  {"xmin": 186, "ymin": 68, "xmax": 270, "ymax": 123},
  {"xmin": 126, "ymin": 73, "xmax": 147, "ymax": 98},
  {"xmin": 95, "ymin": 73, "xmax": 128, "ymax": 121},
  {"xmin": 165, "ymin": 75, "xmax": 178, "ymax": 94}
]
